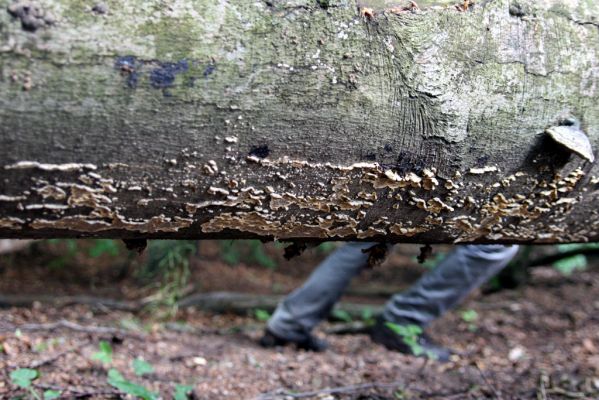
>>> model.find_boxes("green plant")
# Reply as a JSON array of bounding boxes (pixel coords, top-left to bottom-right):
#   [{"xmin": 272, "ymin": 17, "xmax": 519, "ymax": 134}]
[
  {"xmin": 9, "ymin": 368, "xmax": 60, "ymax": 400},
  {"xmin": 316, "ymin": 242, "xmax": 337, "ymax": 255},
  {"xmin": 91, "ymin": 341, "xmax": 113, "ymax": 365},
  {"xmin": 174, "ymin": 384, "xmax": 194, "ymax": 400},
  {"xmin": 461, "ymin": 309, "xmax": 479, "ymax": 332},
  {"xmin": 107, "ymin": 369, "xmax": 158, "ymax": 400},
  {"xmin": 46, "ymin": 239, "xmax": 120, "ymax": 269},
  {"xmin": 88, "ymin": 239, "xmax": 120, "ymax": 258},
  {"xmin": 360, "ymin": 308, "xmax": 376, "ymax": 326},
  {"xmin": 331, "ymin": 309, "xmax": 353, "ymax": 323},
  {"xmin": 142, "ymin": 240, "xmax": 196, "ymax": 318},
  {"xmin": 132, "ymin": 357, "xmax": 154, "ymax": 377},
  {"xmin": 220, "ymin": 240, "xmax": 277, "ymax": 270},
  {"xmin": 385, "ymin": 322, "xmax": 437, "ymax": 360},
  {"xmin": 10, "ymin": 368, "xmax": 38, "ymax": 390},
  {"xmin": 461, "ymin": 309, "xmax": 478, "ymax": 322},
  {"xmin": 33, "ymin": 342, "xmax": 48, "ymax": 353},
  {"xmin": 47, "ymin": 239, "xmax": 78, "ymax": 269},
  {"xmin": 553, "ymin": 253, "xmax": 587, "ymax": 275},
  {"xmin": 418, "ymin": 251, "xmax": 446, "ymax": 270},
  {"xmin": 254, "ymin": 309, "xmax": 271, "ymax": 322},
  {"xmin": 394, "ymin": 389, "xmax": 408, "ymax": 399},
  {"xmin": 42, "ymin": 390, "xmax": 60, "ymax": 400}
]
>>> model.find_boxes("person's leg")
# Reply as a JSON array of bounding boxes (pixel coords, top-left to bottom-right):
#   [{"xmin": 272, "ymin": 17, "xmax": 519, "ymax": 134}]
[
  {"xmin": 267, "ymin": 242, "xmax": 387, "ymax": 341},
  {"xmin": 383, "ymin": 244, "xmax": 519, "ymax": 326}
]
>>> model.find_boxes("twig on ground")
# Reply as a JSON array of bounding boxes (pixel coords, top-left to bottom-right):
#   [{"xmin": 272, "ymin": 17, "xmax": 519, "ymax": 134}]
[
  {"xmin": 537, "ymin": 371, "xmax": 548, "ymax": 400},
  {"xmin": 255, "ymin": 382, "xmax": 403, "ymax": 400},
  {"xmin": 546, "ymin": 387, "xmax": 586, "ymax": 399},
  {"xmin": 255, "ymin": 381, "xmax": 469, "ymax": 400},
  {"xmin": 28, "ymin": 340, "xmax": 90, "ymax": 369},
  {"xmin": 324, "ymin": 321, "xmax": 371, "ymax": 335},
  {"xmin": 474, "ymin": 361, "xmax": 502, "ymax": 399},
  {"xmin": 163, "ymin": 321, "xmax": 230, "ymax": 336},
  {"xmin": 35, "ymin": 383, "xmax": 120, "ymax": 399},
  {"xmin": 2, "ymin": 319, "xmax": 146, "ymax": 339}
]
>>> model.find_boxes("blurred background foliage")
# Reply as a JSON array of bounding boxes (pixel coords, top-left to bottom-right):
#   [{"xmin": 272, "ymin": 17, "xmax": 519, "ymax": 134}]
[{"xmin": 1, "ymin": 239, "xmax": 598, "ymax": 320}]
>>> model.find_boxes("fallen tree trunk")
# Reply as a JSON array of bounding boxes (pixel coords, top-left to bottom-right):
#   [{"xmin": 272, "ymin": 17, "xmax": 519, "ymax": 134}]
[
  {"xmin": 0, "ymin": 291, "xmax": 383, "ymax": 321},
  {"xmin": 1, "ymin": 0, "xmax": 598, "ymax": 243}
]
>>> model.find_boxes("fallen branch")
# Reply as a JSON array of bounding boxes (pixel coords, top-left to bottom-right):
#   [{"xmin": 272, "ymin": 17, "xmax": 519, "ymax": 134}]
[
  {"xmin": 0, "ymin": 294, "xmax": 140, "ymax": 311},
  {"xmin": 324, "ymin": 321, "xmax": 372, "ymax": 335},
  {"xmin": 254, "ymin": 382, "xmax": 405, "ymax": 400},
  {"xmin": 528, "ymin": 248, "xmax": 599, "ymax": 268},
  {"xmin": 546, "ymin": 387, "xmax": 587, "ymax": 399},
  {"xmin": 255, "ymin": 381, "xmax": 470, "ymax": 400},
  {"xmin": 1, "ymin": 319, "xmax": 146, "ymax": 339},
  {"xmin": 474, "ymin": 361, "xmax": 501, "ymax": 400},
  {"xmin": 0, "ymin": 292, "xmax": 384, "ymax": 321},
  {"xmin": 177, "ymin": 291, "xmax": 383, "ymax": 320}
]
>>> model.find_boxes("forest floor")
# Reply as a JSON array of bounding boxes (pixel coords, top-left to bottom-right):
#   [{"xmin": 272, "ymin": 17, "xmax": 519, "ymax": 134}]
[{"xmin": 0, "ymin": 241, "xmax": 598, "ymax": 399}]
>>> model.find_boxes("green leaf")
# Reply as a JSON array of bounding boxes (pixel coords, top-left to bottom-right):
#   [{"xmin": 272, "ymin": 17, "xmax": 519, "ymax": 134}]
[
  {"xmin": 420, "ymin": 252, "xmax": 446, "ymax": 270},
  {"xmin": 360, "ymin": 308, "xmax": 374, "ymax": 322},
  {"xmin": 553, "ymin": 254, "xmax": 587, "ymax": 275},
  {"xmin": 174, "ymin": 384, "xmax": 194, "ymax": 400},
  {"xmin": 331, "ymin": 309, "xmax": 353, "ymax": 323},
  {"xmin": 405, "ymin": 324, "xmax": 423, "ymax": 336},
  {"xmin": 385, "ymin": 322, "xmax": 422, "ymax": 337},
  {"xmin": 89, "ymin": 239, "xmax": 120, "ymax": 258},
  {"xmin": 220, "ymin": 241, "xmax": 241, "ymax": 266},
  {"xmin": 91, "ymin": 341, "xmax": 113, "ymax": 365},
  {"xmin": 254, "ymin": 309, "xmax": 271, "ymax": 322},
  {"xmin": 107, "ymin": 369, "xmax": 159, "ymax": 400},
  {"xmin": 557, "ymin": 243, "xmax": 599, "ymax": 252},
  {"xmin": 132, "ymin": 357, "xmax": 154, "ymax": 377},
  {"xmin": 384, "ymin": 323, "xmax": 435, "ymax": 358},
  {"xmin": 10, "ymin": 368, "xmax": 38, "ymax": 388},
  {"xmin": 43, "ymin": 390, "xmax": 61, "ymax": 400},
  {"xmin": 461, "ymin": 309, "xmax": 478, "ymax": 323},
  {"xmin": 248, "ymin": 240, "xmax": 277, "ymax": 270},
  {"xmin": 316, "ymin": 242, "xmax": 337, "ymax": 254}
]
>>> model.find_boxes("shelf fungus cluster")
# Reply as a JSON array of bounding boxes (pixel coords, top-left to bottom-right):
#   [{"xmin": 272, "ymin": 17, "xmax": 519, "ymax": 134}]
[{"xmin": 1, "ymin": 146, "xmax": 597, "ymax": 243}]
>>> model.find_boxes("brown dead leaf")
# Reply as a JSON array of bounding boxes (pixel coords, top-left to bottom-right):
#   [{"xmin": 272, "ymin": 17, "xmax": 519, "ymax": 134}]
[
  {"xmin": 1, "ymin": 341, "xmax": 17, "ymax": 357},
  {"xmin": 584, "ymin": 338, "xmax": 598, "ymax": 354}
]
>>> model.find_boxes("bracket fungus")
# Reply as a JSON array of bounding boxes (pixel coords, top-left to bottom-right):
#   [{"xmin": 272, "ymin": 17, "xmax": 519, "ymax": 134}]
[{"xmin": 545, "ymin": 120, "xmax": 595, "ymax": 163}]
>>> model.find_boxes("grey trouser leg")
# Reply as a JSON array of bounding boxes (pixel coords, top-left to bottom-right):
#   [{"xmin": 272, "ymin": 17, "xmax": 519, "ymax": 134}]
[
  {"xmin": 268, "ymin": 243, "xmax": 519, "ymax": 340},
  {"xmin": 382, "ymin": 244, "xmax": 519, "ymax": 327},
  {"xmin": 267, "ymin": 242, "xmax": 380, "ymax": 341}
]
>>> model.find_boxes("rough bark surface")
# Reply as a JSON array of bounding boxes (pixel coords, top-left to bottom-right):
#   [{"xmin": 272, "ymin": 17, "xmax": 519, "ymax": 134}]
[{"xmin": 1, "ymin": 0, "xmax": 598, "ymax": 243}]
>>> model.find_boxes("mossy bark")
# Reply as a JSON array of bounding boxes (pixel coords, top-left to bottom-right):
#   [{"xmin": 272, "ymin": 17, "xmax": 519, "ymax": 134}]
[{"xmin": 1, "ymin": 0, "xmax": 598, "ymax": 243}]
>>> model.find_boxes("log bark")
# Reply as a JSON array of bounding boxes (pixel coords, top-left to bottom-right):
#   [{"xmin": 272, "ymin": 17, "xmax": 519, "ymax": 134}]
[{"xmin": 1, "ymin": 0, "xmax": 598, "ymax": 243}]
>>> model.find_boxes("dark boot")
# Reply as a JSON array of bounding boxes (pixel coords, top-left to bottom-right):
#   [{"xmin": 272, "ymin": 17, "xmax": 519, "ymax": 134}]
[
  {"xmin": 259, "ymin": 328, "xmax": 328, "ymax": 352},
  {"xmin": 369, "ymin": 317, "xmax": 452, "ymax": 362}
]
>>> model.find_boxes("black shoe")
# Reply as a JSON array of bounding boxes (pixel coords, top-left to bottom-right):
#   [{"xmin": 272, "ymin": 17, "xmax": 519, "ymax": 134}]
[
  {"xmin": 259, "ymin": 328, "xmax": 328, "ymax": 352},
  {"xmin": 369, "ymin": 317, "xmax": 452, "ymax": 362}
]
